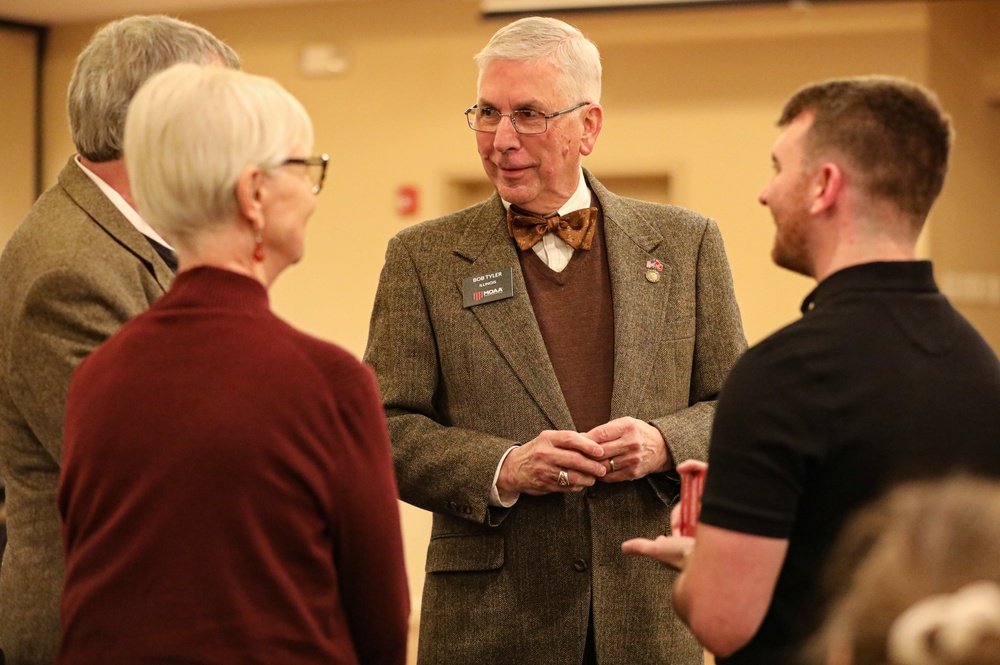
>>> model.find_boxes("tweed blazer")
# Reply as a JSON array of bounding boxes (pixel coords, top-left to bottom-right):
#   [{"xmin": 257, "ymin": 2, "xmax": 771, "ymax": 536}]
[
  {"xmin": 0, "ymin": 158, "xmax": 173, "ymax": 665},
  {"xmin": 365, "ymin": 170, "xmax": 747, "ymax": 665}
]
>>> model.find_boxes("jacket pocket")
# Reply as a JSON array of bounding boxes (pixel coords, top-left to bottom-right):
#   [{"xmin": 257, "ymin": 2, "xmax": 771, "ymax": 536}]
[
  {"xmin": 662, "ymin": 316, "xmax": 695, "ymax": 340},
  {"xmin": 425, "ymin": 533, "xmax": 504, "ymax": 573}
]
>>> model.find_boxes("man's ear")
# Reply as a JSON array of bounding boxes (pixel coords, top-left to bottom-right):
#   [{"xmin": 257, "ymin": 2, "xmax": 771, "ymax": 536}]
[
  {"xmin": 235, "ymin": 164, "xmax": 266, "ymax": 226},
  {"xmin": 810, "ymin": 162, "xmax": 843, "ymax": 215},
  {"xmin": 580, "ymin": 103, "xmax": 604, "ymax": 157}
]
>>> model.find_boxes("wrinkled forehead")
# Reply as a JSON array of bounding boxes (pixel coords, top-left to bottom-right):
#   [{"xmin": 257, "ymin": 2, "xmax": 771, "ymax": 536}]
[{"xmin": 476, "ymin": 57, "xmax": 568, "ymax": 109}]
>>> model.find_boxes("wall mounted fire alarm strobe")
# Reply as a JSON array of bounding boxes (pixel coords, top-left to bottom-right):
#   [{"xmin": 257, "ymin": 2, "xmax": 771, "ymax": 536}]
[{"xmin": 395, "ymin": 185, "xmax": 419, "ymax": 216}]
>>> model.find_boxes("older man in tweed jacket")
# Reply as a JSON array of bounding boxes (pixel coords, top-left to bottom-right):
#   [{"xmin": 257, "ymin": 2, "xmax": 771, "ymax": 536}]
[{"xmin": 365, "ymin": 16, "xmax": 746, "ymax": 665}]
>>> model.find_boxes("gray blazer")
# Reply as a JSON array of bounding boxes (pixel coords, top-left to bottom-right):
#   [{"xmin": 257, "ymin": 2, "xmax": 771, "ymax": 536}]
[
  {"xmin": 364, "ymin": 170, "xmax": 747, "ymax": 665},
  {"xmin": 0, "ymin": 158, "xmax": 173, "ymax": 664}
]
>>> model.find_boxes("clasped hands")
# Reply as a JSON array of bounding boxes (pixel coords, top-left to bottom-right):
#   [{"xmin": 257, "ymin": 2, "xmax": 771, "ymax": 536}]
[{"xmin": 496, "ymin": 416, "xmax": 671, "ymax": 499}]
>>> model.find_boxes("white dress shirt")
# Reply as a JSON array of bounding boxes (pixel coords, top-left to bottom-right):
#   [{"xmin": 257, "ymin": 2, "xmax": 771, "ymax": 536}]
[
  {"xmin": 74, "ymin": 156, "xmax": 175, "ymax": 250},
  {"xmin": 500, "ymin": 168, "xmax": 593, "ymax": 273}
]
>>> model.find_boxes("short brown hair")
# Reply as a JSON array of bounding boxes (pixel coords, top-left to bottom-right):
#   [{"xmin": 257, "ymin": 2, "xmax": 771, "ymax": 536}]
[{"xmin": 778, "ymin": 76, "xmax": 952, "ymax": 220}]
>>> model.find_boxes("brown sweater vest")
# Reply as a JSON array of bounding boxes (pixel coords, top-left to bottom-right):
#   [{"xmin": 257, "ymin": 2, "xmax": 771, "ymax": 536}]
[{"xmin": 518, "ymin": 209, "xmax": 615, "ymax": 433}]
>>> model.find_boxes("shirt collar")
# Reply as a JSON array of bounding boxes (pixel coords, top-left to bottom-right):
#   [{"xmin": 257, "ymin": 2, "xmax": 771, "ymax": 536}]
[
  {"xmin": 801, "ymin": 261, "xmax": 937, "ymax": 314},
  {"xmin": 74, "ymin": 156, "xmax": 174, "ymax": 250}
]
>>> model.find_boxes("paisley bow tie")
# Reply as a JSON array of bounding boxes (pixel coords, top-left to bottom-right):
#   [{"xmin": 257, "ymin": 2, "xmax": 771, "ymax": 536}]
[{"xmin": 507, "ymin": 206, "xmax": 598, "ymax": 251}]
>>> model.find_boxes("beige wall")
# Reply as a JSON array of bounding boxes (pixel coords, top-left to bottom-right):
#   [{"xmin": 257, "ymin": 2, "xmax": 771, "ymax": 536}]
[
  {"xmin": 0, "ymin": 23, "xmax": 40, "ymax": 241},
  {"xmin": 928, "ymin": 1, "xmax": 1000, "ymax": 348},
  {"xmin": 19, "ymin": 0, "xmax": 1000, "ymax": 639},
  {"xmin": 39, "ymin": 0, "xmax": 938, "ymax": 348}
]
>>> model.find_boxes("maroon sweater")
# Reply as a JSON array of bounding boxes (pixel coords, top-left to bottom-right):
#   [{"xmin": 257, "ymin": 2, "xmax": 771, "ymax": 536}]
[{"xmin": 57, "ymin": 267, "xmax": 408, "ymax": 665}]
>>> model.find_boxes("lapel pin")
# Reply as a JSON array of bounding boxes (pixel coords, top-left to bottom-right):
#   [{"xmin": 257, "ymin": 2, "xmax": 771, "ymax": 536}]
[{"xmin": 645, "ymin": 258, "xmax": 663, "ymax": 283}]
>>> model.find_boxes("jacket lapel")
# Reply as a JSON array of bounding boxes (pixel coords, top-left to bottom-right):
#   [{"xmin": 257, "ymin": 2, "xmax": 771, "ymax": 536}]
[
  {"xmin": 586, "ymin": 171, "xmax": 672, "ymax": 419},
  {"xmin": 59, "ymin": 157, "xmax": 174, "ymax": 291},
  {"xmin": 454, "ymin": 196, "xmax": 574, "ymax": 431}
]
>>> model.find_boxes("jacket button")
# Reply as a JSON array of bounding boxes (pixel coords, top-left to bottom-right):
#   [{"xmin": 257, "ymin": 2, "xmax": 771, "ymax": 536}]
[{"xmin": 572, "ymin": 558, "xmax": 588, "ymax": 573}]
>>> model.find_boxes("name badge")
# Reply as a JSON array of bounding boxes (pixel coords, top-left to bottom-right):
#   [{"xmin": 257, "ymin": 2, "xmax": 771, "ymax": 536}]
[{"xmin": 462, "ymin": 267, "xmax": 514, "ymax": 308}]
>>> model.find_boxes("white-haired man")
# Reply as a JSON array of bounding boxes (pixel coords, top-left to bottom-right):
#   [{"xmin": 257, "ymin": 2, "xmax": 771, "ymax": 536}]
[{"xmin": 365, "ymin": 15, "xmax": 747, "ymax": 665}]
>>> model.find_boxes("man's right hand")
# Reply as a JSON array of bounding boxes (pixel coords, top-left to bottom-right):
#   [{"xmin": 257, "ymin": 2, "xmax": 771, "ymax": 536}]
[{"xmin": 496, "ymin": 430, "xmax": 607, "ymax": 500}]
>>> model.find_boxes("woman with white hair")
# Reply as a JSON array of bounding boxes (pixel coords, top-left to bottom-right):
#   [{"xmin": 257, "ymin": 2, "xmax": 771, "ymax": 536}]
[{"xmin": 56, "ymin": 63, "xmax": 409, "ymax": 665}]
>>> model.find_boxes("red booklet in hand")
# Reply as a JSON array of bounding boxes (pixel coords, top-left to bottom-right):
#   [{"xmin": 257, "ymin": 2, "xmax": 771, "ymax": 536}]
[{"xmin": 678, "ymin": 466, "xmax": 706, "ymax": 537}]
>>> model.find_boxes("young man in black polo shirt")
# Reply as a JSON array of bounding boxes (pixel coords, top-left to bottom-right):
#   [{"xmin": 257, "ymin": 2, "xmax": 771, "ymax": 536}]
[{"xmin": 623, "ymin": 76, "xmax": 1000, "ymax": 665}]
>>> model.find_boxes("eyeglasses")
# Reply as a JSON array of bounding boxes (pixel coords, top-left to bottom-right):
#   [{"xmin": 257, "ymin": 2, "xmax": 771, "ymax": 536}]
[
  {"xmin": 464, "ymin": 101, "xmax": 591, "ymax": 135},
  {"xmin": 280, "ymin": 154, "xmax": 329, "ymax": 194}
]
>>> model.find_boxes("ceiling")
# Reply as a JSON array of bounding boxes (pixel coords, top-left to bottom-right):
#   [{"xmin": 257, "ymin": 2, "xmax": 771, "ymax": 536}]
[
  {"xmin": 0, "ymin": 0, "xmax": 368, "ymax": 27},
  {"xmin": 0, "ymin": 0, "xmax": 842, "ymax": 27}
]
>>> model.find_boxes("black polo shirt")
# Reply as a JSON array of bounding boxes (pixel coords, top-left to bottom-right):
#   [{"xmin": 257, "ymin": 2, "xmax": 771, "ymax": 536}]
[{"xmin": 700, "ymin": 260, "xmax": 1000, "ymax": 665}]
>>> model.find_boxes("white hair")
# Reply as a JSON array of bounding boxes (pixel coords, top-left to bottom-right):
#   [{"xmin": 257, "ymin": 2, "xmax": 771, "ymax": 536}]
[
  {"xmin": 474, "ymin": 16, "xmax": 602, "ymax": 104},
  {"xmin": 124, "ymin": 63, "xmax": 313, "ymax": 246}
]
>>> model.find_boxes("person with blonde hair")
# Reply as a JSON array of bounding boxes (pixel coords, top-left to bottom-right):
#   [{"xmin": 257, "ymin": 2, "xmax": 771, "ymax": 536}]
[
  {"xmin": 55, "ymin": 63, "xmax": 409, "ymax": 665},
  {"xmin": 811, "ymin": 476, "xmax": 1000, "ymax": 665},
  {"xmin": 0, "ymin": 15, "xmax": 238, "ymax": 664}
]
